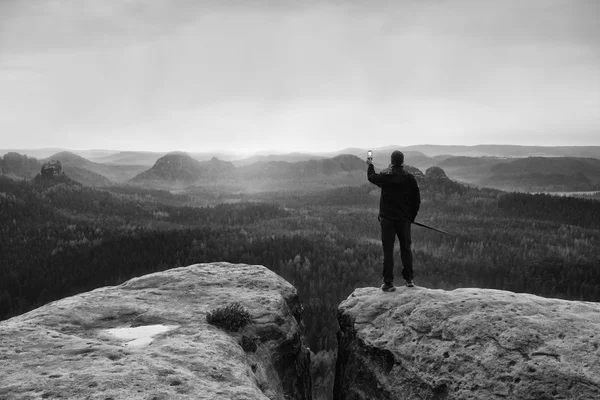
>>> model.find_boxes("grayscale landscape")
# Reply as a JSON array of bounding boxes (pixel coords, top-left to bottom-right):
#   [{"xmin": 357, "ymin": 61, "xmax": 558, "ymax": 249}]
[{"xmin": 1, "ymin": 0, "xmax": 599, "ymax": 399}]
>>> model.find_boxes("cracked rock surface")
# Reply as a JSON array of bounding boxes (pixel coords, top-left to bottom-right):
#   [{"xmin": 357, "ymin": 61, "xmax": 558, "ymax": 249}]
[
  {"xmin": 0, "ymin": 262, "xmax": 311, "ymax": 400},
  {"xmin": 334, "ymin": 287, "xmax": 600, "ymax": 400}
]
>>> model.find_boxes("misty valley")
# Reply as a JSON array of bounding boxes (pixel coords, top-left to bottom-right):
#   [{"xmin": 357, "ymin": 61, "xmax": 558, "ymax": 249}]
[{"xmin": 1, "ymin": 145, "xmax": 599, "ymax": 399}]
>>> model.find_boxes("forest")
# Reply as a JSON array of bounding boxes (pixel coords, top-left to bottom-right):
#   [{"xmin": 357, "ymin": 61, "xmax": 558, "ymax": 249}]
[{"xmin": 1, "ymin": 173, "xmax": 599, "ymax": 399}]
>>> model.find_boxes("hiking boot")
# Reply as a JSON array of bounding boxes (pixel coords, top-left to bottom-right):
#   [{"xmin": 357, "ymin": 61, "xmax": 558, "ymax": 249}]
[
  {"xmin": 381, "ymin": 282, "xmax": 396, "ymax": 292},
  {"xmin": 405, "ymin": 279, "xmax": 415, "ymax": 288}
]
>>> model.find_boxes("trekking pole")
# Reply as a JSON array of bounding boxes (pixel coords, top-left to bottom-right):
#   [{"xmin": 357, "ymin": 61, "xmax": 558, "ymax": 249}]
[{"xmin": 412, "ymin": 221, "xmax": 451, "ymax": 235}]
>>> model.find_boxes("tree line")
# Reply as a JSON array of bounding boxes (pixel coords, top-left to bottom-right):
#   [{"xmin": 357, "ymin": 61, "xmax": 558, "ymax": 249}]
[{"xmin": 1, "ymin": 173, "xmax": 599, "ymax": 400}]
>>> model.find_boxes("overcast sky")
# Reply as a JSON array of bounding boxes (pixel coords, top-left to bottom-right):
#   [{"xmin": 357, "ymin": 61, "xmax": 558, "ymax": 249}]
[{"xmin": 1, "ymin": 0, "xmax": 599, "ymax": 153}]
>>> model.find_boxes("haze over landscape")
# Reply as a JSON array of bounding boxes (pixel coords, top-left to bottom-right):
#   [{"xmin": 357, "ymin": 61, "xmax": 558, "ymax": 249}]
[
  {"xmin": 2, "ymin": 2, "xmax": 600, "ymax": 400},
  {"xmin": 1, "ymin": 0, "xmax": 599, "ymax": 152}
]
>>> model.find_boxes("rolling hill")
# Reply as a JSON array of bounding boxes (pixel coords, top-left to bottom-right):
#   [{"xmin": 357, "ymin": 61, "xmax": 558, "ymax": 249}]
[
  {"xmin": 0, "ymin": 152, "xmax": 41, "ymax": 180},
  {"xmin": 435, "ymin": 156, "xmax": 513, "ymax": 183},
  {"xmin": 44, "ymin": 152, "xmax": 113, "ymax": 187},
  {"xmin": 88, "ymin": 151, "xmax": 165, "ymax": 166},
  {"xmin": 131, "ymin": 152, "xmax": 441, "ymax": 192},
  {"xmin": 482, "ymin": 157, "xmax": 600, "ymax": 192},
  {"xmin": 232, "ymin": 152, "xmax": 326, "ymax": 166},
  {"xmin": 130, "ymin": 152, "xmax": 236, "ymax": 187},
  {"xmin": 437, "ymin": 156, "xmax": 600, "ymax": 192},
  {"xmin": 402, "ymin": 144, "xmax": 600, "ymax": 159},
  {"xmin": 236, "ymin": 154, "xmax": 367, "ymax": 179},
  {"xmin": 46, "ymin": 151, "xmax": 147, "ymax": 184}
]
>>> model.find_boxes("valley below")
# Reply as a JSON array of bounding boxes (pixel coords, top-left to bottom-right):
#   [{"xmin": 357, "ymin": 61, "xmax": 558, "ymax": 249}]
[{"xmin": 1, "ymin": 144, "xmax": 599, "ymax": 399}]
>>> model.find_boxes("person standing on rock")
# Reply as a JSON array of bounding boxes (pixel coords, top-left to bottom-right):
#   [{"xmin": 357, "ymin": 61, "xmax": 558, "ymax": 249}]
[{"xmin": 367, "ymin": 150, "xmax": 421, "ymax": 291}]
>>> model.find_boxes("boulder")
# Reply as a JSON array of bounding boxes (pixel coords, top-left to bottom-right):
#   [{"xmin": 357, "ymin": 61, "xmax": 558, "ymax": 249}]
[
  {"xmin": 0, "ymin": 262, "xmax": 312, "ymax": 400},
  {"xmin": 334, "ymin": 287, "xmax": 600, "ymax": 400}
]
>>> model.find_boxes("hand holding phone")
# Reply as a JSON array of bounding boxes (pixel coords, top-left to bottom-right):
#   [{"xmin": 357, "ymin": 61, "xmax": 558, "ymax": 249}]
[{"xmin": 366, "ymin": 150, "xmax": 373, "ymax": 164}]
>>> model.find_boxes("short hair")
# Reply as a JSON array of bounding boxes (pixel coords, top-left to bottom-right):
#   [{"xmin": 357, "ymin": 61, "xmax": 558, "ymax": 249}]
[{"xmin": 391, "ymin": 150, "xmax": 404, "ymax": 166}]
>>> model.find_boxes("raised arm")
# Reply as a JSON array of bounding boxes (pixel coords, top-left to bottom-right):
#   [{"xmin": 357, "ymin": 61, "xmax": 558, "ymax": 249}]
[{"xmin": 367, "ymin": 163, "xmax": 391, "ymax": 188}]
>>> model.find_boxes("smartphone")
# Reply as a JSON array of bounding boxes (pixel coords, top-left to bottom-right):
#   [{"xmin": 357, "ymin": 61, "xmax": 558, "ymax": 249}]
[{"xmin": 367, "ymin": 150, "xmax": 372, "ymax": 158}]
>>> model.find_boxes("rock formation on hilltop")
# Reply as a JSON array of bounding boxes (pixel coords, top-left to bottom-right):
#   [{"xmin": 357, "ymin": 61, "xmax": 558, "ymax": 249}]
[
  {"xmin": 420, "ymin": 165, "xmax": 464, "ymax": 194},
  {"xmin": 425, "ymin": 166, "xmax": 450, "ymax": 181},
  {"xmin": 131, "ymin": 152, "xmax": 204, "ymax": 185},
  {"xmin": 40, "ymin": 160, "xmax": 63, "ymax": 178},
  {"xmin": 131, "ymin": 152, "xmax": 235, "ymax": 187},
  {"xmin": 334, "ymin": 287, "xmax": 600, "ymax": 400},
  {"xmin": 0, "ymin": 263, "xmax": 312, "ymax": 400},
  {"xmin": 202, "ymin": 156, "xmax": 237, "ymax": 177},
  {"xmin": 404, "ymin": 165, "xmax": 425, "ymax": 184}
]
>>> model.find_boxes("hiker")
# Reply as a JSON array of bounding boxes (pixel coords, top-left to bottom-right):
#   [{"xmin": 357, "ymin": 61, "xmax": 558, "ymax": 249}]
[{"xmin": 367, "ymin": 150, "xmax": 421, "ymax": 291}]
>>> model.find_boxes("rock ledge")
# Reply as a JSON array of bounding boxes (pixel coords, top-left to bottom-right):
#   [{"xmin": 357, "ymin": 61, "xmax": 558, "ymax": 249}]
[
  {"xmin": 334, "ymin": 286, "xmax": 600, "ymax": 400},
  {"xmin": 0, "ymin": 262, "xmax": 311, "ymax": 400}
]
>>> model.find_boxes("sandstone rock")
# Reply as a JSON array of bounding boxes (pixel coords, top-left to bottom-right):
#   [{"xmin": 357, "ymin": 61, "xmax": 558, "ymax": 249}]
[
  {"xmin": 334, "ymin": 287, "xmax": 600, "ymax": 400},
  {"xmin": 425, "ymin": 166, "xmax": 450, "ymax": 181},
  {"xmin": 405, "ymin": 165, "xmax": 425, "ymax": 185},
  {"xmin": 0, "ymin": 262, "xmax": 311, "ymax": 400},
  {"xmin": 40, "ymin": 160, "xmax": 63, "ymax": 178}
]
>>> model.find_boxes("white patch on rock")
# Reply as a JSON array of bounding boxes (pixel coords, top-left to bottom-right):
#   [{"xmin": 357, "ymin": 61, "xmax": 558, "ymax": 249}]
[
  {"xmin": 105, "ymin": 324, "xmax": 179, "ymax": 347},
  {"xmin": 1, "ymin": 263, "xmax": 311, "ymax": 399}
]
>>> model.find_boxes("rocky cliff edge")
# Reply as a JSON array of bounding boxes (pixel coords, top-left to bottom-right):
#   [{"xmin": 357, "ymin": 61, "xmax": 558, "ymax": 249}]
[
  {"xmin": 0, "ymin": 262, "xmax": 311, "ymax": 400},
  {"xmin": 334, "ymin": 287, "xmax": 600, "ymax": 400}
]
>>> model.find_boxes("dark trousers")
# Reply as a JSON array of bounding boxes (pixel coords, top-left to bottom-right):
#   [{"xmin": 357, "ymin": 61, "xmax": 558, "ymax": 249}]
[{"xmin": 380, "ymin": 216, "xmax": 413, "ymax": 283}]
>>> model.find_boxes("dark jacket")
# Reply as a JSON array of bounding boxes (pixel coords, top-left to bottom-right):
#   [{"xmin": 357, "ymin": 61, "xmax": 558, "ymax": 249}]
[{"xmin": 367, "ymin": 164, "xmax": 421, "ymax": 221}]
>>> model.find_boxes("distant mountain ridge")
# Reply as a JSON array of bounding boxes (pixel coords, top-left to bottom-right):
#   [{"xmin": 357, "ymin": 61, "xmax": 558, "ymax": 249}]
[
  {"xmin": 237, "ymin": 154, "xmax": 367, "ymax": 179},
  {"xmin": 232, "ymin": 152, "xmax": 326, "ymax": 166},
  {"xmin": 437, "ymin": 156, "xmax": 600, "ymax": 192},
  {"xmin": 130, "ymin": 152, "xmax": 375, "ymax": 190},
  {"xmin": 43, "ymin": 152, "xmax": 113, "ymax": 187},
  {"xmin": 44, "ymin": 151, "xmax": 147, "ymax": 187},
  {"xmin": 6, "ymin": 146, "xmax": 599, "ymax": 193},
  {"xmin": 88, "ymin": 151, "xmax": 165, "ymax": 167},
  {"xmin": 6, "ymin": 144, "xmax": 600, "ymax": 165},
  {"xmin": 399, "ymin": 144, "xmax": 600, "ymax": 158}
]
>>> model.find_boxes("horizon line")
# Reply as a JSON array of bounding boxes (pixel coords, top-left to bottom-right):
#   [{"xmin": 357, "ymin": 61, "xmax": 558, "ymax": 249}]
[{"xmin": 3, "ymin": 143, "xmax": 600, "ymax": 156}]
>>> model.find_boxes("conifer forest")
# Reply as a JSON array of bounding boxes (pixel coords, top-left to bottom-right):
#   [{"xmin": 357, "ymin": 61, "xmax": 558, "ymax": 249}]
[{"xmin": 1, "ymin": 171, "xmax": 599, "ymax": 399}]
